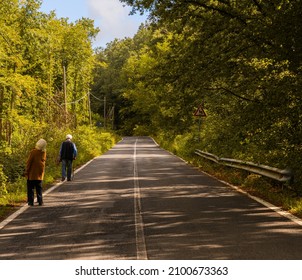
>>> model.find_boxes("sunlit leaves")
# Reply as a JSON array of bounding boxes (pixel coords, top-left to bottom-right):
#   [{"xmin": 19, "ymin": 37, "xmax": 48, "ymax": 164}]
[
  {"xmin": 113, "ymin": 0, "xmax": 302, "ymax": 185},
  {"xmin": 0, "ymin": 0, "xmax": 99, "ymax": 144}
]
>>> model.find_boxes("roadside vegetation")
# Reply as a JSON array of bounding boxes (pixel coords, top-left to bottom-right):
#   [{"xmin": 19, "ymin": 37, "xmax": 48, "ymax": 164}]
[
  {"xmin": 0, "ymin": 1, "xmax": 118, "ymax": 220},
  {"xmin": 90, "ymin": 1, "xmax": 302, "ymax": 217},
  {"xmin": 1, "ymin": 1, "xmax": 302, "ymax": 220},
  {"xmin": 156, "ymin": 135, "xmax": 302, "ymax": 219},
  {"xmin": 0, "ymin": 125, "xmax": 118, "ymax": 219}
]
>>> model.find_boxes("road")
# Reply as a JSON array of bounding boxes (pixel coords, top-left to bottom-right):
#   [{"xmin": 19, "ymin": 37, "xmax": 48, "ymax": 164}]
[{"xmin": 0, "ymin": 136, "xmax": 302, "ymax": 260}]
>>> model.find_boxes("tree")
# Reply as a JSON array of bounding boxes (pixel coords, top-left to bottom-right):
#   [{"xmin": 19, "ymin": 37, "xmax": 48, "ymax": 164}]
[
  {"xmin": 91, "ymin": 37, "xmax": 134, "ymax": 131},
  {"xmin": 114, "ymin": 0, "xmax": 302, "ymax": 185},
  {"xmin": 0, "ymin": 0, "xmax": 99, "ymax": 143}
]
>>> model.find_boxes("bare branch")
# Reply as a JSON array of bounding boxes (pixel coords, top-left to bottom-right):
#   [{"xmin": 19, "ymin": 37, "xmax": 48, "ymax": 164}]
[{"xmin": 204, "ymin": 86, "xmax": 259, "ymax": 102}]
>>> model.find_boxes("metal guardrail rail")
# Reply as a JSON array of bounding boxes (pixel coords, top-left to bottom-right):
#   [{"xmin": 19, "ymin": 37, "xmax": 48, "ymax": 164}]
[{"xmin": 195, "ymin": 149, "xmax": 292, "ymax": 182}]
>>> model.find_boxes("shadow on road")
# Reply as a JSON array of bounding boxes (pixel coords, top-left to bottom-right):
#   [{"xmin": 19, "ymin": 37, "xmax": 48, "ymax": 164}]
[{"xmin": 0, "ymin": 137, "xmax": 302, "ymax": 260}]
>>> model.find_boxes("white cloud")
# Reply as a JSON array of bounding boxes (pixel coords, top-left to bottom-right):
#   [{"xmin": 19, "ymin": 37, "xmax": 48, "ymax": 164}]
[{"xmin": 86, "ymin": 0, "xmax": 145, "ymax": 47}]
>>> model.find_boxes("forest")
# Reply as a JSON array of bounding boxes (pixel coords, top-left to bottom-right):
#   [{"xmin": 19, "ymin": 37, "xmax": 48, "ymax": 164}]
[
  {"xmin": 91, "ymin": 0, "xmax": 302, "ymax": 192},
  {"xmin": 0, "ymin": 0, "xmax": 116, "ymax": 211},
  {"xmin": 1, "ymin": 0, "xmax": 302, "ymax": 214}
]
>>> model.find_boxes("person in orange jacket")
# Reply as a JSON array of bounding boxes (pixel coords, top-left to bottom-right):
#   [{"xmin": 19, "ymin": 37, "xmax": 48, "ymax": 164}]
[{"xmin": 25, "ymin": 139, "xmax": 47, "ymax": 206}]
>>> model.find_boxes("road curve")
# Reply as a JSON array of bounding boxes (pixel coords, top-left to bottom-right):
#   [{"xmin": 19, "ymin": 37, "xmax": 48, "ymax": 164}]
[{"xmin": 0, "ymin": 136, "xmax": 302, "ymax": 260}]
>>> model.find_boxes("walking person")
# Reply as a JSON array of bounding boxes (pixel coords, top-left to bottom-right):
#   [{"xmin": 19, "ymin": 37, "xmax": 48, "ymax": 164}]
[
  {"xmin": 25, "ymin": 139, "xmax": 47, "ymax": 206},
  {"xmin": 59, "ymin": 134, "xmax": 77, "ymax": 181}
]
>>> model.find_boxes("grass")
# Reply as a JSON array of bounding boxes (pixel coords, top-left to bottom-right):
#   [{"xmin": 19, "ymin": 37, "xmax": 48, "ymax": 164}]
[{"xmin": 0, "ymin": 192, "xmax": 27, "ymax": 222}]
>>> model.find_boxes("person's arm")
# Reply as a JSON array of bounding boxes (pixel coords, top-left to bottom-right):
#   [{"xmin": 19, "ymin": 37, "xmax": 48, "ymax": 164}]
[
  {"xmin": 73, "ymin": 143, "xmax": 77, "ymax": 159},
  {"xmin": 42, "ymin": 151, "xmax": 46, "ymax": 162},
  {"xmin": 25, "ymin": 151, "xmax": 33, "ymax": 178},
  {"xmin": 59, "ymin": 142, "xmax": 63, "ymax": 161},
  {"xmin": 42, "ymin": 151, "xmax": 47, "ymax": 172}
]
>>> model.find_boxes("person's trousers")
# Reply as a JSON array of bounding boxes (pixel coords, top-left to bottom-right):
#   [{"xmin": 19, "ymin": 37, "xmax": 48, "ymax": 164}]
[
  {"xmin": 27, "ymin": 180, "xmax": 43, "ymax": 205},
  {"xmin": 62, "ymin": 159, "xmax": 73, "ymax": 180}
]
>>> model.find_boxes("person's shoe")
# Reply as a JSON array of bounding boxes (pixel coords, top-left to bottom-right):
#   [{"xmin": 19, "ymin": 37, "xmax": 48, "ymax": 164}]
[
  {"xmin": 28, "ymin": 203, "xmax": 33, "ymax": 206},
  {"xmin": 67, "ymin": 178, "xmax": 71, "ymax": 181},
  {"xmin": 61, "ymin": 177, "xmax": 65, "ymax": 181},
  {"xmin": 39, "ymin": 203, "xmax": 44, "ymax": 206}
]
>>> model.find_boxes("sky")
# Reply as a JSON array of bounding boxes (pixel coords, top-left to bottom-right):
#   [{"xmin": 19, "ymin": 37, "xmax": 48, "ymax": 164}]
[{"xmin": 39, "ymin": 0, "xmax": 148, "ymax": 48}]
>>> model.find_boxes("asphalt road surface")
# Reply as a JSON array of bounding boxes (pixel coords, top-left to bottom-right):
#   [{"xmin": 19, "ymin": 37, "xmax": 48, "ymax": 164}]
[{"xmin": 0, "ymin": 136, "xmax": 302, "ymax": 260}]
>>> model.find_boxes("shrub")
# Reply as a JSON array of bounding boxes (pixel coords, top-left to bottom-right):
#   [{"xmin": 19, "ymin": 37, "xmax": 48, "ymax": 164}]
[{"xmin": 0, "ymin": 165, "xmax": 8, "ymax": 196}]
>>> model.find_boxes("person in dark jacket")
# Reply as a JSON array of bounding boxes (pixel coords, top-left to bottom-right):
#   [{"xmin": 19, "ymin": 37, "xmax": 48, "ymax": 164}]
[
  {"xmin": 25, "ymin": 139, "xmax": 47, "ymax": 206},
  {"xmin": 59, "ymin": 134, "xmax": 77, "ymax": 181}
]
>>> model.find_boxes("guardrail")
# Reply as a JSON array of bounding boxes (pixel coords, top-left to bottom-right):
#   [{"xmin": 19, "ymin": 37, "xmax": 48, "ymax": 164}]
[{"xmin": 195, "ymin": 149, "xmax": 292, "ymax": 182}]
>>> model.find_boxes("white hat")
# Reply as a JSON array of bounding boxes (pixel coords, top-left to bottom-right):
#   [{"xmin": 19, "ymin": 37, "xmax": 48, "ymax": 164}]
[
  {"xmin": 66, "ymin": 134, "xmax": 72, "ymax": 140},
  {"xmin": 35, "ymin": 139, "xmax": 47, "ymax": 151}
]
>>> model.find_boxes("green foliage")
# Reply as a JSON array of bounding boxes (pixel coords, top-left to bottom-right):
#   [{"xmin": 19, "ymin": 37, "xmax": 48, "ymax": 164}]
[
  {"xmin": 156, "ymin": 133, "xmax": 196, "ymax": 158},
  {"xmin": 0, "ymin": 165, "xmax": 8, "ymax": 196},
  {"xmin": 95, "ymin": 0, "xmax": 302, "ymax": 191},
  {"xmin": 74, "ymin": 126, "xmax": 116, "ymax": 162},
  {"xmin": 0, "ymin": 0, "xmax": 99, "ymax": 144},
  {"xmin": 243, "ymin": 174, "xmax": 272, "ymax": 192},
  {"xmin": 0, "ymin": 122, "xmax": 117, "ymax": 207},
  {"xmin": 0, "ymin": 1, "xmax": 117, "ymax": 210}
]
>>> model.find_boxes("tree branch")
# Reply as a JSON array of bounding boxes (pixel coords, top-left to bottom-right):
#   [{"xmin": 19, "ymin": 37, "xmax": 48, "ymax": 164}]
[
  {"xmin": 204, "ymin": 86, "xmax": 259, "ymax": 102},
  {"xmin": 185, "ymin": 0, "xmax": 248, "ymax": 25}
]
